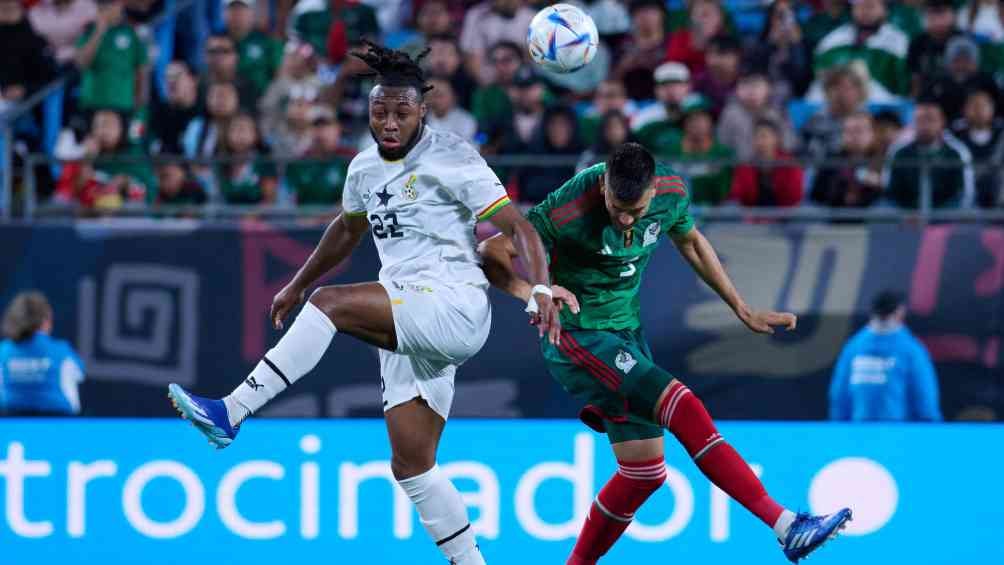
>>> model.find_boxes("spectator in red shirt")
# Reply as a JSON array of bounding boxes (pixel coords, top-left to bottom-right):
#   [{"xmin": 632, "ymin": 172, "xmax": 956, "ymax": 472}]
[
  {"xmin": 730, "ymin": 119, "xmax": 804, "ymax": 206},
  {"xmin": 665, "ymin": 0, "xmax": 727, "ymax": 76}
]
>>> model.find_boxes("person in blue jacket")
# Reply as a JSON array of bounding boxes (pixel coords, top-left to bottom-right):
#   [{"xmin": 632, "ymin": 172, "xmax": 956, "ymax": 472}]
[
  {"xmin": 829, "ymin": 290, "xmax": 942, "ymax": 421},
  {"xmin": 0, "ymin": 291, "xmax": 85, "ymax": 416}
]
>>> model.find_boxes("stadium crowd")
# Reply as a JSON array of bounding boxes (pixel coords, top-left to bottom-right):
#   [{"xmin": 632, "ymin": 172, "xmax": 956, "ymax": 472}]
[{"xmin": 2, "ymin": 0, "xmax": 1004, "ymax": 212}]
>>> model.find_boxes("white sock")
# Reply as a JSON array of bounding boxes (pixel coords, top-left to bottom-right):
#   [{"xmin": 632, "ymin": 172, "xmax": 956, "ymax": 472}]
[
  {"xmin": 773, "ymin": 509, "xmax": 797, "ymax": 539},
  {"xmin": 223, "ymin": 302, "xmax": 336, "ymax": 427},
  {"xmin": 398, "ymin": 465, "xmax": 485, "ymax": 565}
]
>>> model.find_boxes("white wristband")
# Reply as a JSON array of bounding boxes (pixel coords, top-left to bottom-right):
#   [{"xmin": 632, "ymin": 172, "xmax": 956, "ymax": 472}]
[{"xmin": 525, "ymin": 285, "xmax": 553, "ymax": 314}]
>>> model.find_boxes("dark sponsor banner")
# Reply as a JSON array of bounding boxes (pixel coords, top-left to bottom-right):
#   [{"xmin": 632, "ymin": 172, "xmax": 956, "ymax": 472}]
[{"xmin": 1, "ymin": 222, "xmax": 1000, "ymax": 420}]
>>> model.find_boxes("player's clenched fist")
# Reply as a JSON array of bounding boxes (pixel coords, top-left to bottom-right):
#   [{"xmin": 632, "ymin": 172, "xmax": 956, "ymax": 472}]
[{"xmin": 740, "ymin": 309, "xmax": 797, "ymax": 335}]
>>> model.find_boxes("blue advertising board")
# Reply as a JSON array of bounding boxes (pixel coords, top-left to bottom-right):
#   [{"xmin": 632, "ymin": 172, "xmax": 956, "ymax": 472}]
[{"xmin": 1, "ymin": 420, "xmax": 1001, "ymax": 564}]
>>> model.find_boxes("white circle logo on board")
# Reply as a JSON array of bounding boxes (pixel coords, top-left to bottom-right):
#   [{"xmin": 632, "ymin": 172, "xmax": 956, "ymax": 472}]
[{"xmin": 808, "ymin": 457, "xmax": 897, "ymax": 536}]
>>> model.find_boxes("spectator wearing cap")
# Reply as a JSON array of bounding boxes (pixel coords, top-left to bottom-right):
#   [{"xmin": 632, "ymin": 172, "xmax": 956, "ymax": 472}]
[
  {"xmin": 829, "ymin": 290, "xmax": 942, "ymax": 422},
  {"xmin": 613, "ymin": 0, "xmax": 670, "ymax": 100},
  {"xmin": 149, "ymin": 61, "xmax": 201, "ymax": 155},
  {"xmin": 518, "ymin": 105, "xmax": 584, "ymax": 203},
  {"xmin": 260, "ymin": 40, "xmax": 323, "ymax": 145},
  {"xmin": 201, "ymin": 33, "xmax": 257, "ymax": 110},
  {"xmin": 958, "ymin": 0, "xmax": 1004, "ymax": 42},
  {"xmin": 802, "ymin": 66, "xmax": 868, "ymax": 161},
  {"xmin": 811, "ymin": 111, "xmax": 885, "ymax": 207},
  {"xmin": 0, "ymin": 0, "xmax": 55, "ymax": 107},
  {"xmin": 472, "ymin": 41, "xmax": 523, "ymax": 148},
  {"xmin": 692, "ymin": 35, "xmax": 743, "ymax": 117},
  {"xmin": 425, "ymin": 77, "xmax": 477, "ymax": 143},
  {"xmin": 632, "ymin": 62, "xmax": 700, "ymax": 137},
  {"xmin": 28, "ymin": 0, "xmax": 97, "ymax": 67},
  {"xmin": 422, "ymin": 35, "xmax": 477, "ymax": 110},
  {"xmin": 927, "ymin": 35, "xmax": 1003, "ymax": 121},
  {"xmin": 747, "ymin": 0, "xmax": 813, "ymax": 106},
  {"xmin": 0, "ymin": 292, "xmax": 85, "ymax": 416},
  {"xmin": 717, "ymin": 71, "xmax": 799, "ymax": 162},
  {"xmin": 459, "ymin": 0, "xmax": 534, "ymax": 85},
  {"xmin": 728, "ymin": 119, "xmax": 804, "ymax": 207},
  {"xmin": 579, "ymin": 79, "xmax": 636, "ymax": 146},
  {"xmin": 665, "ymin": 0, "xmax": 727, "ymax": 76},
  {"xmin": 663, "ymin": 105, "xmax": 735, "ymax": 205},
  {"xmin": 812, "ymin": 0, "xmax": 910, "ymax": 103},
  {"xmin": 74, "ymin": 0, "xmax": 146, "ymax": 115},
  {"xmin": 285, "ymin": 106, "xmax": 354, "ymax": 206},
  {"xmin": 224, "ymin": 0, "xmax": 282, "ymax": 103},
  {"xmin": 154, "ymin": 162, "xmax": 208, "ymax": 207},
  {"xmin": 504, "ymin": 66, "xmax": 548, "ymax": 152},
  {"xmin": 907, "ymin": 0, "xmax": 963, "ymax": 96},
  {"xmin": 951, "ymin": 89, "xmax": 1004, "ymax": 207},
  {"xmin": 287, "ymin": 0, "xmax": 380, "ymax": 64},
  {"xmin": 886, "ymin": 98, "xmax": 974, "ymax": 208}
]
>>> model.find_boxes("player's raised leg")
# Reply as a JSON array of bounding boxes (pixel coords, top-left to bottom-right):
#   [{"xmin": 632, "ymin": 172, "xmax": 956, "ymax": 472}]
[
  {"xmin": 167, "ymin": 280, "xmax": 396, "ymax": 447},
  {"xmin": 386, "ymin": 397, "xmax": 485, "ymax": 565},
  {"xmin": 652, "ymin": 377, "xmax": 852, "ymax": 563},
  {"xmin": 567, "ymin": 436, "xmax": 665, "ymax": 565}
]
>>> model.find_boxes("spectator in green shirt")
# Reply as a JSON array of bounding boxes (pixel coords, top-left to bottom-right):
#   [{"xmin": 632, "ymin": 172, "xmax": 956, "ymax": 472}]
[
  {"xmin": 224, "ymin": 0, "xmax": 282, "ymax": 102},
  {"xmin": 472, "ymin": 40, "xmax": 522, "ymax": 150},
  {"xmin": 287, "ymin": 0, "xmax": 380, "ymax": 63},
  {"xmin": 154, "ymin": 162, "xmax": 208, "ymax": 207},
  {"xmin": 75, "ymin": 0, "xmax": 147, "ymax": 114},
  {"xmin": 663, "ymin": 105, "xmax": 735, "ymax": 205},
  {"xmin": 214, "ymin": 113, "xmax": 278, "ymax": 204},
  {"xmin": 285, "ymin": 106, "xmax": 354, "ymax": 206},
  {"xmin": 201, "ymin": 33, "xmax": 258, "ymax": 110}
]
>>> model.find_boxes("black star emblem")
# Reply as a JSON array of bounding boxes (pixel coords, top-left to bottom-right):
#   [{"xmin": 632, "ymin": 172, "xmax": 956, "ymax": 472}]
[{"xmin": 376, "ymin": 186, "xmax": 393, "ymax": 207}]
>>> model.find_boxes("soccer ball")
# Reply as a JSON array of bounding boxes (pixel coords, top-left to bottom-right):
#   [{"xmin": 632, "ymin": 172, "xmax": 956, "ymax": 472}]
[{"xmin": 526, "ymin": 4, "xmax": 599, "ymax": 74}]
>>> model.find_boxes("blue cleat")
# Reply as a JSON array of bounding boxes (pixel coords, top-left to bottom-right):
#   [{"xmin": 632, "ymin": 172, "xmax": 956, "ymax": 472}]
[
  {"xmin": 780, "ymin": 508, "xmax": 853, "ymax": 563},
  {"xmin": 168, "ymin": 383, "xmax": 239, "ymax": 449}
]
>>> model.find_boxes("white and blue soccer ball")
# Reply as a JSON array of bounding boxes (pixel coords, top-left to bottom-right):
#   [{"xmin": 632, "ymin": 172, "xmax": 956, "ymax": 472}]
[{"xmin": 526, "ymin": 3, "xmax": 599, "ymax": 74}]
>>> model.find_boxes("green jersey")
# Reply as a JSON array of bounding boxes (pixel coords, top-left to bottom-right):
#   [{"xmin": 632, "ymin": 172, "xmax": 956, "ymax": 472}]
[{"xmin": 526, "ymin": 163, "xmax": 694, "ymax": 332}]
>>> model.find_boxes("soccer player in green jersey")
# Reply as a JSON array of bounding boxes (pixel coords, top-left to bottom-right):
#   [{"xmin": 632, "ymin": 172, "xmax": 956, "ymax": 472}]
[{"xmin": 479, "ymin": 143, "xmax": 851, "ymax": 564}]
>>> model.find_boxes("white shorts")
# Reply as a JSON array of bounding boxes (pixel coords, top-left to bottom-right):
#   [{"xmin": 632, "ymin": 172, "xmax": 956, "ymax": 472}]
[{"xmin": 378, "ymin": 280, "xmax": 492, "ymax": 420}]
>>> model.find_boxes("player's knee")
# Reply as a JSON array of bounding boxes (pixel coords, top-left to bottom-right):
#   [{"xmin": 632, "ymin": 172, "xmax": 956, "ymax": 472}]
[
  {"xmin": 307, "ymin": 287, "xmax": 343, "ymax": 318},
  {"xmin": 391, "ymin": 450, "xmax": 437, "ymax": 481}
]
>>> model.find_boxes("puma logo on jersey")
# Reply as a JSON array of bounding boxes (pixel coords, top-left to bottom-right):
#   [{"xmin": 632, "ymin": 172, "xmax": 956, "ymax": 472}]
[
  {"xmin": 615, "ymin": 350, "xmax": 637, "ymax": 373},
  {"xmin": 245, "ymin": 377, "xmax": 264, "ymax": 391}
]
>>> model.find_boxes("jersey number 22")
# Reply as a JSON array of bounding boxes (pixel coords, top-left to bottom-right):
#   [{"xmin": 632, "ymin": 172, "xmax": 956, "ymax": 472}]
[{"xmin": 370, "ymin": 213, "xmax": 405, "ymax": 239}]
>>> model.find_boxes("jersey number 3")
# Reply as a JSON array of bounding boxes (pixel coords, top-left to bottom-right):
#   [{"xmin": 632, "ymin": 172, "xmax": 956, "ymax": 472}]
[{"xmin": 370, "ymin": 213, "xmax": 405, "ymax": 239}]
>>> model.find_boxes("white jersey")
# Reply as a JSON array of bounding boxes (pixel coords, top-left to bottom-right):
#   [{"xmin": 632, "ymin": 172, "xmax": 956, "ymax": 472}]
[{"xmin": 342, "ymin": 126, "xmax": 511, "ymax": 288}]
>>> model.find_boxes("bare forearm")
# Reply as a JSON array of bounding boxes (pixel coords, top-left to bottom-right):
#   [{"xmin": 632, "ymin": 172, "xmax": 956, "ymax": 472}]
[
  {"xmin": 677, "ymin": 231, "xmax": 750, "ymax": 317},
  {"xmin": 479, "ymin": 235, "xmax": 533, "ymax": 301},
  {"xmin": 509, "ymin": 220, "xmax": 550, "ymax": 289},
  {"xmin": 289, "ymin": 214, "xmax": 363, "ymax": 290}
]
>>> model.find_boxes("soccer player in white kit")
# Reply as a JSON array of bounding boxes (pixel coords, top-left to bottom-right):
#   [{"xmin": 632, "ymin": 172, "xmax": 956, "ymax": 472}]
[{"xmin": 167, "ymin": 43, "xmax": 561, "ymax": 564}]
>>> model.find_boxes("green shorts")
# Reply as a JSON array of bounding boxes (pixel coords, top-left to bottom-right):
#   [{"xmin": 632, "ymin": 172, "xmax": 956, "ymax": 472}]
[{"xmin": 541, "ymin": 327, "xmax": 675, "ymax": 444}]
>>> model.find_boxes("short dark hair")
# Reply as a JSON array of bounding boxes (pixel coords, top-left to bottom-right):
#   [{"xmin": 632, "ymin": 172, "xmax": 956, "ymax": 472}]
[
  {"xmin": 606, "ymin": 143, "xmax": 655, "ymax": 203},
  {"xmin": 490, "ymin": 40, "xmax": 523, "ymax": 59},
  {"xmin": 871, "ymin": 290, "xmax": 904, "ymax": 318},
  {"xmin": 754, "ymin": 117, "xmax": 780, "ymax": 136},
  {"xmin": 707, "ymin": 34, "xmax": 742, "ymax": 55},
  {"xmin": 873, "ymin": 108, "xmax": 903, "ymax": 127},
  {"xmin": 629, "ymin": 0, "xmax": 667, "ymax": 16}
]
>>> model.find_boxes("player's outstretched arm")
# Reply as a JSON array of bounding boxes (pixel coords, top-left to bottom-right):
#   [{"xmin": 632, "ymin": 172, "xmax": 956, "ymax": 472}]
[
  {"xmin": 671, "ymin": 226, "xmax": 797, "ymax": 335},
  {"xmin": 270, "ymin": 212, "xmax": 370, "ymax": 329}
]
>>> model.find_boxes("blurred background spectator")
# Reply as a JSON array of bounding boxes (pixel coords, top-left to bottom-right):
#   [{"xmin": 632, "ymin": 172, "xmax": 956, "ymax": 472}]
[
  {"xmin": 579, "ymin": 79, "xmax": 636, "ymax": 146},
  {"xmin": 425, "ymin": 77, "xmax": 476, "ymax": 142},
  {"xmin": 201, "ymin": 33, "xmax": 257, "ymax": 109},
  {"xmin": 666, "ymin": 0, "xmax": 727, "ymax": 75},
  {"xmin": 951, "ymin": 89, "xmax": 1004, "ymax": 207},
  {"xmin": 748, "ymin": 0, "xmax": 812, "ymax": 106},
  {"xmin": 717, "ymin": 70, "xmax": 798, "ymax": 161},
  {"xmin": 803, "ymin": 66, "xmax": 867, "ymax": 160},
  {"xmin": 578, "ymin": 109, "xmax": 635, "ymax": 171},
  {"xmin": 28, "ymin": 0, "xmax": 95, "ymax": 70},
  {"xmin": 886, "ymin": 98, "xmax": 974, "ymax": 208},
  {"xmin": 907, "ymin": 0, "xmax": 962, "ymax": 97},
  {"xmin": 728, "ymin": 118, "xmax": 804, "ymax": 207},
  {"xmin": 927, "ymin": 35, "xmax": 1002, "ymax": 122},
  {"xmin": 75, "ymin": 0, "xmax": 147, "ymax": 116},
  {"xmin": 0, "ymin": 0, "xmax": 56, "ymax": 109},
  {"xmin": 0, "ymin": 291, "xmax": 85, "ymax": 416},
  {"xmin": 666, "ymin": 105, "xmax": 734, "ymax": 205},
  {"xmin": 154, "ymin": 161, "xmax": 208, "ymax": 206},
  {"xmin": 460, "ymin": 0, "xmax": 534, "ymax": 85},
  {"xmin": 829, "ymin": 290, "xmax": 942, "ymax": 422},
  {"xmin": 472, "ymin": 40, "xmax": 522, "ymax": 152},
  {"xmin": 287, "ymin": 0, "xmax": 379, "ymax": 63},
  {"xmin": 284, "ymin": 105, "xmax": 353, "ymax": 205},
  {"xmin": 614, "ymin": 0, "xmax": 669, "ymax": 100},
  {"xmin": 422, "ymin": 34, "xmax": 477, "ymax": 110},
  {"xmin": 150, "ymin": 61, "xmax": 200, "ymax": 155},
  {"xmin": 517, "ymin": 104, "xmax": 582, "ymax": 203},
  {"xmin": 183, "ymin": 80, "xmax": 240, "ymax": 159},
  {"xmin": 957, "ymin": 0, "xmax": 1004, "ymax": 42},
  {"xmin": 634, "ymin": 62, "xmax": 700, "ymax": 154},
  {"xmin": 213, "ymin": 112, "xmax": 277, "ymax": 204},
  {"xmin": 811, "ymin": 111, "xmax": 884, "ymax": 207},
  {"xmin": 693, "ymin": 34, "xmax": 742, "ymax": 116}
]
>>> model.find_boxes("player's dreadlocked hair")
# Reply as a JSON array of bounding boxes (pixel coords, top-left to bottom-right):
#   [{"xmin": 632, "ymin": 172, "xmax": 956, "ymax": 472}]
[{"xmin": 352, "ymin": 40, "xmax": 433, "ymax": 95}]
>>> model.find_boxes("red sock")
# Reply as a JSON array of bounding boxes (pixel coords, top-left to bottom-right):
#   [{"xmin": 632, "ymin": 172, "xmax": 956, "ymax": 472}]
[
  {"xmin": 567, "ymin": 457, "xmax": 666, "ymax": 564},
  {"xmin": 658, "ymin": 381, "xmax": 785, "ymax": 528}
]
